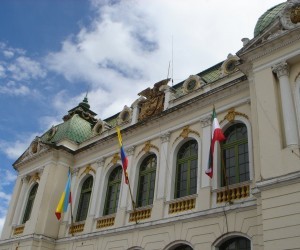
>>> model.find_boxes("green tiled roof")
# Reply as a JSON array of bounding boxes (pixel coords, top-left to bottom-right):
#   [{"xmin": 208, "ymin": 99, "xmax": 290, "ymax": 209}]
[
  {"xmin": 199, "ymin": 62, "xmax": 223, "ymax": 83},
  {"xmin": 254, "ymin": 3, "xmax": 285, "ymax": 37},
  {"xmin": 42, "ymin": 114, "xmax": 93, "ymax": 144},
  {"xmin": 173, "ymin": 61, "xmax": 223, "ymax": 98}
]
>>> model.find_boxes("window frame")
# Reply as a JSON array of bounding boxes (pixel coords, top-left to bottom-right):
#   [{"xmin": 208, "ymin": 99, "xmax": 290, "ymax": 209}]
[
  {"xmin": 103, "ymin": 166, "xmax": 122, "ymax": 216},
  {"xmin": 216, "ymin": 117, "xmax": 253, "ymax": 189},
  {"xmin": 76, "ymin": 175, "xmax": 93, "ymax": 222},
  {"xmin": 174, "ymin": 139, "xmax": 198, "ymax": 199},
  {"xmin": 136, "ymin": 154, "xmax": 157, "ymax": 208},
  {"xmin": 219, "ymin": 236, "xmax": 251, "ymax": 250},
  {"xmin": 22, "ymin": 183, "xmax": 39, "ymax": 224},
  {"xmin": 221, "ymin": 123, "xmax": 249, "ymax": 186}
]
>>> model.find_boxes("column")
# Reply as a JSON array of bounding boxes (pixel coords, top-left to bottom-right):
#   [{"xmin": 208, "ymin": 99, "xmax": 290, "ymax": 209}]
[
  {"xmin": 157, "ymin": 132, "xmax": 171, "ymax": 199},
  {"xmin": 93, "ymin": 158, "xmax": 105, "ymax": 218},
  {"xmin": 272, "ymin": 62, "xmax": 299, "ymax": 147},
  {"xmin": 152, "ymin": 132, "xmax": 171, "ymax": 220},
  {"xmin": 12, "ymin": 176, "xmax": 29, "ymax": 226},
  {"xmin": 200, "ymin": 117, "xmax": 212, "ymax": 188}
]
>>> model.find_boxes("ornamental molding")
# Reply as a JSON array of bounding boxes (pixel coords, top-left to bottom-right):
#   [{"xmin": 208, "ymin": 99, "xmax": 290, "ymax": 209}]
[
  {"xmin": 200, "ymin": 116, "xmax": 212, "ymax": 128},
  {"xmin": 280, "ymin": 1, "xmax": 300, "ymax": 29},
  {"xmin": 93, "ymin": 119, "xmax": 111, "ymax": 135},
  {"xmin": 126, "ymin": 146, "xmax": 136, "ymax": 156},
  {"xmin": 220, "ymin": 54, "xmax": 240, "ymax": 77},
  {"xmin": 220, "ymin": 108, "xmax": 249, "ymax": 124},
  {"xmin": 117, "ymin": 105, "xmax": 133, "ymax": 125},
  {"xmin": 173, "ymin": 126, "xmax": 200, "ymax": 145},
  {"xmin": 160, "ymin": 132, "xmax": 171, "ymax": 143},
  {"xmin": 79, "ymin": 164, "xmax": 96, "ymax": 178},
  {"xmin": 240, "ymin": 31, "xmax": 300, "ymax": 63},
  {"xmin": 96, "ymin": 158, "xmax": 106, "ymax": 168},
  {"xmin": 272, "ymin": 61, "xmax": 290, "ymax": 77},
  {"xmin": 138, "ymin": 79, "xmax": 169, "ymax": 122},
  {"xmin": 137, "ymin": 141, "xmax": 159, "ymax": 157},
  {"xmin": 182, "ymin": 75, "xmax": 204, "ymax": 94},
  {"xmin": 110, "ymin": 153, "xmax": 121, "ymax": 165},
  {"xmin": 29, "ymin": 172, "xmax": 40, "ymax": 184},
  {"xmin": 15, "ymin": 139, "xmax": 52, "ymax": 167}
]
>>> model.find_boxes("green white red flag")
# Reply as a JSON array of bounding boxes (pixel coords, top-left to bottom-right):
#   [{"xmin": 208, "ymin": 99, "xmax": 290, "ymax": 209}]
[{"xmin": 205, "ymin": 107, "xmax": 226, "ymax": 178}]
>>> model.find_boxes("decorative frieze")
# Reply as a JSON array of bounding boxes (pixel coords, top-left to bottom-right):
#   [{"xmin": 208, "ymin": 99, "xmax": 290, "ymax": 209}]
[
  {"xmin": 220, "ymin": 108, "xmax": 249, "ymax": 124},
  {"xmin": 110, "ymin": 153, "xmax": 120, "ymax": 165},
  {"xmin": 173, "ymin": 126, "xmax": 200, "ymax": 145},
  {"xmin": 137, "ymin": 141, "xmax": 159, "ymax": 157},
  {"xmin": 79, "ymin": 164, "xmax": 96, "ymax": 178}
]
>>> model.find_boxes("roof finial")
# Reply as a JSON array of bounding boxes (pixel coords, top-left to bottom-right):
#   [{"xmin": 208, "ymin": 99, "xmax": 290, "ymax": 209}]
[{"xmin": 80, "ymin": 91, "xmax": 90, "ymax": 110}]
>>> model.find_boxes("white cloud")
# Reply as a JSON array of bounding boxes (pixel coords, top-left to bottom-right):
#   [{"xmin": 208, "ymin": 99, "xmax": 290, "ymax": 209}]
[
  {"xmin": 0, "ymin": 134, "xmax": 37, "ymax": 160},
  {"xmin": 3, "ymin": 50, "xmax": 14, "ymax": 59},
  {"xmin": 0, "ymin": 192, "xmax": 11, "ymax": 202},
  {"xmin": 0, "ymin": 83, "xmax": 30, "ymax": 96},
  {"xmin": 46, "ymin": 0, "xmax": 283, "ymax": 119},
  {"xmin": 7, "ymin": 56, "xmax": 46, "ymax": 81},
  {"xmin": 0, "ymin": 64, "xmax": 6, "ymax": 78},
  {"xmin": 0, "ymin": 216, "xmax": 5, "ymax": 236}
]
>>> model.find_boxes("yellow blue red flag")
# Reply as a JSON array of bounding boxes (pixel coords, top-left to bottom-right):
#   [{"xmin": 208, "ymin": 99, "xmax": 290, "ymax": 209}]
[{"xmin": 55, "ymin": 170, "xmax": 72, "ymax": 220}]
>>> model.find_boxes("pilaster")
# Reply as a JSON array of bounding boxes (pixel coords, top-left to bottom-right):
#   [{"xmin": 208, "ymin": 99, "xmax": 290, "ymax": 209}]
[{"xmin": 272, "ymin": 62, "xmax": 299, "ymax": 147}]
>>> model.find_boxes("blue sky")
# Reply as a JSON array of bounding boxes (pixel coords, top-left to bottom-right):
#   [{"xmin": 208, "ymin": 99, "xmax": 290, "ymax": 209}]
[{"xmin": 0, "ymin": 0, "xmax": 283, "ymax": 235}]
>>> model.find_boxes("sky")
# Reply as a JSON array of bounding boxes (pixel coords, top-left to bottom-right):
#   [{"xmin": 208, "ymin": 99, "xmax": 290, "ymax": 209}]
[{"xmin": 0, "ymin": 0, "xmax": 284, "ymax": 236}]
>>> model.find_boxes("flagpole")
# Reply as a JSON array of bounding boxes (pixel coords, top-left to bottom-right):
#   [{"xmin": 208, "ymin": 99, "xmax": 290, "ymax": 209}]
[
  {"xmin": 116, "ymin": 126, "xmax": 138, "ymax": 224},
  {"xmin": 126, "ymin": 174, "xmax": 138, "ymax": 224},
  {"xmin": 69, "ymin": 167, "xmax": 74, "ymax": 236},
  {"xmin": 221, "ymin": 151, "xmax": 231, "ymax": 204}
]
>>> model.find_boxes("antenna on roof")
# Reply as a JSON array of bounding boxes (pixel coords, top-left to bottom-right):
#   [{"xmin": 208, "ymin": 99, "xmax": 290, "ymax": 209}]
[
  {"xmin": 172, "ymin": 35, "xmax": 174, "ymax": 86},
  {"xmin": 167, "ymin": 61, "xmax": 171, "ymax": 79}
]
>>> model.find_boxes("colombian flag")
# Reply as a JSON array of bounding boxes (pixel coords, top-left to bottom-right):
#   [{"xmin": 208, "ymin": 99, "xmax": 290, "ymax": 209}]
[
  {"xmin": 116, "ymin": 127, "xmax": 129, "ymax": 184},
  {"xmin": 55, "ymin": 170, "xmax": 72, "ymax": 220}
]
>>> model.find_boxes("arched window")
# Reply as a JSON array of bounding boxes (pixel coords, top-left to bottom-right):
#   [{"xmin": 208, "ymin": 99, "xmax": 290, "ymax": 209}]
[
  {"xmin": 76, "ymin": 176, "xmax": 93, "ymax": 222},
  {"xmin": 103, "ymin": 166, "xmax": 122, "ymax": 215},
  {"xmin": 175, "ymin": 140, "xmax": 198, "ymax": 198},
  {"xmin": 137, "ymin": 154, "xmax": 157, "ymax": 207},
  {"xmin": 221, "ymin": 123, "xmax": 249, "ymax": 186},
  {"xmin": 22, "ymin": 183, "xmax": 38, "ymax": 224},
  {"xmin": 171, "ymin": 245, "xmax": 193, "ymax": 250},
  {"xmin": 219, "ymin": 237, "xmax": 250, "ymax": 250}
]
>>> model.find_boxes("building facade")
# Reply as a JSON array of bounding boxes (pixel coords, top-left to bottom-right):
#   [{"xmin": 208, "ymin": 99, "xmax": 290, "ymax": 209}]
[{"xmin": 1, "ymin": 1, "xmax": 300, "ymax": 249}]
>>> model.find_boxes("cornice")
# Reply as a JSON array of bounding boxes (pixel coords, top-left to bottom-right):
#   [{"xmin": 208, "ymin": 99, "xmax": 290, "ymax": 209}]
[
  {"xmin": 55, "ymin": 199, "xmax": 257, "ymax": 244},
  {"xmin": 0, "ymin": 233, "xmax": 56, "ymax": 245},
  {"xmin": 238, "ymin": 28, "xmax": 300, "ymax": 63},
  {"xmin": 252, "ymin": 171, "xmax": 300, "ymax": 194}
]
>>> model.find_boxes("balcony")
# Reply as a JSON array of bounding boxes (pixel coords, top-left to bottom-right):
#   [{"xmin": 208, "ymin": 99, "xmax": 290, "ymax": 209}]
[
  {"xmin": 13, "ymin": 225, "xmax": 25, "ymax": 236},
  {"xmin": 96, "ymin": 215, "xmax": 115, "ymax": 229},
  {"xmin": 69, "ymin": 222, "xmax": 85, "ymax": 234},
  {"xmin": 216, "ymin": 183, "xmax": 250, "ymax": 203},
  {"xmin": 129, "ymin": 207, "xmax": 152, "ymax": 222},
  {"xmin": 168, "ymin": 195, "xmax": 196, "ymax": 214}
]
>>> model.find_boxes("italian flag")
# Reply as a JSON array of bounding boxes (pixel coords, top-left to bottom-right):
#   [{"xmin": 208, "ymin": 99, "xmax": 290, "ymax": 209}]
[{"xmin": 205, "ymin": 107, "xmax": 226, "ymax": 178}]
